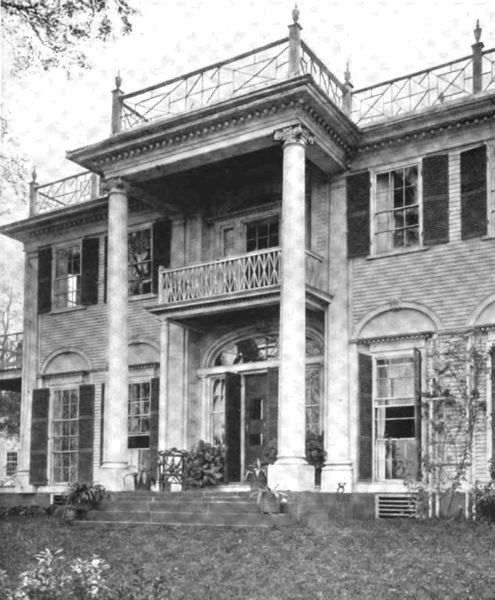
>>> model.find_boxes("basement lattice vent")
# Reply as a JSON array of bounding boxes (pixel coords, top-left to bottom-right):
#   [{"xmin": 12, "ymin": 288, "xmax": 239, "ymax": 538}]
[{"xmin": 376, "ymin": 495, "xmax": 416, "ymax": 519}]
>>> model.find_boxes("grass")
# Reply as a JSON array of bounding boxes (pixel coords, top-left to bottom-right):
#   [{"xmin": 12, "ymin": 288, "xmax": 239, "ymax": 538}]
[{"xmin": 1, "ymin": 516, "xmax": 495, "ymax": 599}]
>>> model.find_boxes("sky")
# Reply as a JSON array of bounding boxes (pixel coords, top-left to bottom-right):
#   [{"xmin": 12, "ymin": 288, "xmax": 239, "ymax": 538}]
[{"xmin": 2, "ymin": 0, "xmax": 495, "ymax": 201}]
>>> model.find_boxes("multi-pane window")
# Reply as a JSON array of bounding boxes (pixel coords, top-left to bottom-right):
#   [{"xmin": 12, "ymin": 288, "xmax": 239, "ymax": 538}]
[
  {"xmin": 54, "ymin": 245, "xmax": 81, "ymax": 309},
  {"xmin": 211, "ymin": 378, "xmax": 225, "ymax": 445},
  {"xmin": 305, "ymin": 367, "xmax": 322, "ymax": 434},
  {"xmin": 128, "ymin": 382, "xmax": 151, "ymax": 448},
  {"xmin": 375, "ymin": 166, "xmax": 420, "ymax": 252},
  {"xmin": 246, "ymin": 217, "xmax": 279, "ymax": 252},
  {"xmin": 52, "ymin": 388, "xmax": 79, "ymax": 483},
  {"xmin": 128, "ymin": 229, "xmax": 152, "ymax": 296},
  {"xmin": 6, "ymin": 451, "xmax": 17, "ymax": 477},
  {"xmin": 374, "ymin": 357, "xmax": 417, "ymax": 480}
]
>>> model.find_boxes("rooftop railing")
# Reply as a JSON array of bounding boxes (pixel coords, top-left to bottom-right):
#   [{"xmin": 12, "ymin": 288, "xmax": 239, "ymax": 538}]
[
  {"xmin": 32, "ymin": 171, "xmax": 101, "ymax": 216},
  {"xmin": 0, "ymin": 332, "xmax": 22, "ymax": 371}
]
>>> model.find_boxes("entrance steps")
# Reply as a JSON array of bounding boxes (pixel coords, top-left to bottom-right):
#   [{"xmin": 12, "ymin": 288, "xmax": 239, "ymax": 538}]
[{"xmin": 76, "ymin": 487, "xmax": 291, "ymax": 528}]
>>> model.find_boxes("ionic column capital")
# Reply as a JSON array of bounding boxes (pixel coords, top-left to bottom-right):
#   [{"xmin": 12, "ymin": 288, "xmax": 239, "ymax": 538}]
[
  {"xmin": 274, "ymin": 124, "xmax": 314, "ymax": 147},
  {"xmin": 104, "ymin": 176, "xmax": 130, "ymax": 195}
]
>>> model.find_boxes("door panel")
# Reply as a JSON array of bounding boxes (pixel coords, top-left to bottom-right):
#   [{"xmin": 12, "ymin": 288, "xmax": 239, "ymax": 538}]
[
  {"xmin": 245, "ymin": 374, "xmax": 267, "ymax": 469},
  {"xmin": 224, "ymin": 372, "xmax": 241, "ymax": 482}
]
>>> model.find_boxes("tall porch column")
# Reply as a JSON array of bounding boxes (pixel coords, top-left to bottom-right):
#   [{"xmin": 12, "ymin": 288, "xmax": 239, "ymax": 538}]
[
  {"xmin": 158, "ymin": 318, "xmax": 169, "ymax": 452},
  {"xmin": 268, "ymin": 124, "xmax": 315, "ymax": 491},
  {"xmin": 101, "ymin": 178, "xmax": 129, "ymax": 488},
  {"xmin": 321, "ymin": 177, "xmax": 353, "ymax": 492}
]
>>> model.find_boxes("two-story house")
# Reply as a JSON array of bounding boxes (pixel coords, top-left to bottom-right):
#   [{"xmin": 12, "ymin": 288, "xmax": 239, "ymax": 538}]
[{"xmin": 1, "ymin": 10, "xmax": 494, "ymax": 516}]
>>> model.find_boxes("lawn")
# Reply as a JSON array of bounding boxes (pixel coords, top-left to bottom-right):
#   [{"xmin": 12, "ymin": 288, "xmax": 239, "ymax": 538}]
[{"xmin": 1, "ymin": 516, "xmax": 495, "ymax": 599}]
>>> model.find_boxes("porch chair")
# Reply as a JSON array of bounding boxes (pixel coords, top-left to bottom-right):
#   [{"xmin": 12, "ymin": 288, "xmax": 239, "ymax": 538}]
[{"xmin": 157, "ymin": 448, "xmax": 188, "ymax": 491}]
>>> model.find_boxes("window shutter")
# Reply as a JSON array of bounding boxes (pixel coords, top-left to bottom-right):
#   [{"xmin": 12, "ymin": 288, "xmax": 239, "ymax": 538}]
[
  {"xmin": 152, "ymin": 220, "xmax": 171, "ymax": 294},
  {"xmin": 414, "ymin": 348, "xmax": 423, "ymax": 481},
  {"xmin": 37, "ymin": 247, "xmax": 52, "ymax": 314},
  {"xmin": 30, "ymin": 388, "xmax": 50, "ymax": 486},
  {"xmin": 358, "ymin": 353, "xmax": 373, "ymax": 480},
  {"xmin": 103, "ymin": 236, "xmax": 108, "ymax": 303},
  {"xmin": 224, "ymin": 372, "xmax": 241, "ymax": 482},
  {"xmin": 100, "ymin": 383, "xmax": 105, "ymax": 465},
  {"xmin": 149, "ymin": 378, "xmax": 160, "ymax": 472},
  {"xmin": 267, "ymin": 368, "xmax": 279, "ymax": 445},
  {"xmin": 461, "ymin": 145, "xmax": 487, "ymax": 239},
  {"xmin": 423, "ymin": 154, "xmax": 449, "ymax": 245},
  {"xmin": 78, "ymin": 384, "xmax": 95, "ymax": 482},
  {"xmin": 81, "ymin": 238, "xmax": 100, "ymax": 306},
  {"xmin": 347, "ymin": 172, "xmax": 370, "ymax": 258}
]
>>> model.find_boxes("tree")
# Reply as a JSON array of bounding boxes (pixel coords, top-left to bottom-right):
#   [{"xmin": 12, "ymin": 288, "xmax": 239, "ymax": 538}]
[{"xmin": 1, "ymin": 0, "xmax": 136, "ymax": 75}]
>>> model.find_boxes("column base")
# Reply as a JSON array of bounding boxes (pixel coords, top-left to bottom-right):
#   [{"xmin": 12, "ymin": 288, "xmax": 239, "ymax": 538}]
[
  {"xmin": 320, "ymin": 463, "xmax": 353, "ymax": 493},
  {"xmin": 98, "ymin": 462, "xmax": 132, "ymax": 491},
  {"xmin": 267, "ymin": 461, "xmax": 315, "ymax": 491}
]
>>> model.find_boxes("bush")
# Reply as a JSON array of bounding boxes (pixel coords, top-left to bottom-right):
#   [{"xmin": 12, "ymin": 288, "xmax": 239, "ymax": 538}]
[
  {"xmin": 472, "ymin": 480, "xmax": 495, "ymax": 522},
  {"xmin": 0, "ymin": 505, "xmax": 48, "ymax": 519},
  {"xmin": 184, "ymin": 440, "xmax": 224, "ymax": 488}
]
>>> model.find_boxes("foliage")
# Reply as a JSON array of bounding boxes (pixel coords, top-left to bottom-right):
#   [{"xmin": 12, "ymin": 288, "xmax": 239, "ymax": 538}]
[
  {"xmin": 252, "ymin": 485, "xmax": 288, "ymax": 514},
  {"xmin": 418, "ymin": 335, "xmax": 488, "ymax": 516},
  {"xmin": 0, "ymin": 392, "xmax": 21, "ymax": 435},
  {"xmin": 0, "ymin": 548, "xmax": 110, "ymax": 600},
  {"xmin": 472, "ymin": 480, "xmax": 495, "ymax": 522},
  {"xmin": 1, "ymin": 0, "xmax": 136, "ymax": 75},
  {"xmin": 184, "ymin": 440, "xmax": 224, "ymax": 488},
  {"xmin": 63, "ymin": 481, "xmax": 108, "ymax": 507},
  {"xmin": 0, "ymin": 505, "xmax": 48, "ymax": 519},
  {"xmin": 0, "ymin": 116, "xmax": 29, "ymax": 217},
  {"xmin": 245, "ymin": 458, "xmax": 268, "ymax": 489}
]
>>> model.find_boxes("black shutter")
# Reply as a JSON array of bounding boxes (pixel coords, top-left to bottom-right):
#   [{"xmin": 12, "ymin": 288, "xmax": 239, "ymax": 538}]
[
  {"xmin": 78, "ymin": 384, "xmax": 95, "ymax": 482},
  {"xmin": 81, "ymin": 238, "xmax": 100, "ymax": 306},
  {"xmin": 358, "ymin": 353, "xmax": 373, "ymax": 480},
  {"xmin": 152, "ymin": 220, "xmax": 171, "ymax": 294},
  {"xmin": 37, "ymin": 247, "xmax": 52, "ymax": 314},
  {"xmin": 267, "ymin": 368, "xmax": 279, "ymax": 445},
  {"xmin": 149, "ymin": 378, "xmax": 160, "ymax": 472},
  {"xmin": 103, "ymin": 236, "xmax": 108, "ymax": 303},
  {"xmin": 423, "ymin": 154, "xmax": 449, "ymax": 245},
  {"xmin": 461, "ymin": 145, "xmax": 487, "ymax": 239},
  {"xmin": 414, "ymin": 348, "xmax": 422, "ymax": 481},
  {"xmin": 100, "ymin": 383, "xmax": 105, "ymax": 465},
  {"xmin": 224, "ymin": 372, "xmax": 241, "ymax": 482},
  {"xmin": 30, "ymin": 388, "xmax": 50, "ymax": 486},
  {"xmin": 490, "ymin": 347, "xmax": 495, "ymax": 479},
  {"xmin": 347, "ymin": 171, "xmax": 370, "ymax": 258}
]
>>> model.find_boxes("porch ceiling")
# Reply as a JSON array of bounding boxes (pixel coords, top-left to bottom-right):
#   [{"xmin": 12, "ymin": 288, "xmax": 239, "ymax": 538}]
[{"xmin": 67, "ymin": 76, "xmax": 360, "ymax": 181}]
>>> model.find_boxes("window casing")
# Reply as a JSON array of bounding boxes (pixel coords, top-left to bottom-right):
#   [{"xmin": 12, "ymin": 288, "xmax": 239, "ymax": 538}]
[
  {"xmin": 128, "ymin": 228, "xmax": 152, "ymax": 296},
  {"xmin": 51, "ymin": 388, "xmax": 79, "ymax": 483},
  {"xmin": 128, "ymin": 381, "xmax": 151, "ymax": 448},
  {"xmin": 54, "ymin": 244, "xmax": 81, "ymax": 309},
  {"xmin": 374, "ymin": 356, "xmax": 417, "ymax": 480},
  {"xmin": 6, "ymin": 451, "xmax": 17, "ymax": 477},
  {"xmin": 373, "ymin": 165, "xmax": 421, "ymax": 253},
  {"xmin": 245, "ymin": 216, "xmax": 279, "ymax": 252}
]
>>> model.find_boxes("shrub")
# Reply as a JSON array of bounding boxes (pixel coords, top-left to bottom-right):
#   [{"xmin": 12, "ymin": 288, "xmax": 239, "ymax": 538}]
[
  {"xmin": 472, "ymin": 480, "xmax": 495, "ymax": 522},
  {"xmin": 0, "ymin": 505, "xmax": 48, "ymax": 519},
  {"xmin": 184, "ymin": 440, "xmax": 224, "ymax": 488}
]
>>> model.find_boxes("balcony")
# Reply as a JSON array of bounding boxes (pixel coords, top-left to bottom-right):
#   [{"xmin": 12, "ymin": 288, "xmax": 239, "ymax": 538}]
[
  {"xmin": 0, "ymin": 332, "xmax": 22, "ymax": 392},
  {"xmin": 156, "ymin": 248, "xmax": 326, "ymax": 318}
]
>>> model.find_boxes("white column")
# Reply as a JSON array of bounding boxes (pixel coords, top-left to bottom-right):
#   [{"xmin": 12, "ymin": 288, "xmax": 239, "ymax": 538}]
[
  {"xmin": 101, "ymin": 178, "xmax": 129, "ymax": 488},
  {"xmin": 321, "ymin": 177, "xmax": 353, "ymax": 492},
  {"xmin": 268, "ymin": 124, "xmax": 315, "ymax": 491},
  {"xmin": 158, "ymin": 318, "xmax": 169, "ymax": 451},
  {"xmin": 16, "ymin": 250, "xmax": 38, "ymax": 491}
]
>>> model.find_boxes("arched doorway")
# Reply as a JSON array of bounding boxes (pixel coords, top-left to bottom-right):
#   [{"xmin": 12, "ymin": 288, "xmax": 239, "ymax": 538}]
[{"xmin": 198, "ymin": 330, "xmax": 324, "ymax": 481}]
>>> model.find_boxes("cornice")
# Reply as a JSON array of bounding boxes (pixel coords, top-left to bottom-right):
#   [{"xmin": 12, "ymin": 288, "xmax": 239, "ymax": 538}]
[
  {"xmin": 27, "ymin": 209, "xmax": 107, "ymax": 239},
  {"xmin": 352, "ymin": 331, "xmax": 435, "ymax": 345}
]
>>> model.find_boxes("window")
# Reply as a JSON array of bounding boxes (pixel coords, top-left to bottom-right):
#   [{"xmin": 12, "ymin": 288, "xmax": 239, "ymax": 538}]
[
  {"xmin": 374, "ymin": 166, "xmax": 420, "ymax": 253},
  {"xmin": 54, "ymin": 244, "xmax": 81, "ymax": 309},
  {"xmin": 211, "ymin": 378, "xmax": 226, "ymax": 445},
  {"xmin": 305, "ymin": 367, "xmax": 322, "ymax": 434},
  {"xmin": 52, "ymin": 388, "xmax": 79, "ymax": 483},
  {"xmin": 128, "ymin": 381, "xmax": 151, "ymax": 448},
  {"xmin": 374, "ymin": 357, "xmax": 417, "ymax": 480},
  {"xmin": 128, "ymin": 229, "xmax": 152, "ymax": 296},
  {"xmin": 245, "ymin": 217, "xmax": 279, "ymax": 252},
  {"xmin": 6, "ymin": 451, "xmax": 17, "ymax": 477}
]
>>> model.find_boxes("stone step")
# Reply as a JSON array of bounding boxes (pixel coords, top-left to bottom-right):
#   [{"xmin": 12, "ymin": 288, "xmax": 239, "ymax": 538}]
[{"xmin": 100, "ymin": 500, "xmax": 259, "ymax": 514}]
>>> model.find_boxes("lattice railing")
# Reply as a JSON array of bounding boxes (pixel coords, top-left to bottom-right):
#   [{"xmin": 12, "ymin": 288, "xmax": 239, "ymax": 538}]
[
  {"xmin": 159, "ymin": 248, "xmax": 323, "ymax": 305},
  {"xmin": 481, "ymin": 47, "xmax": 495, "ymax": 92},
  {"xmin": 36, "ymin": 172, "xmax": 100, "ymax": 215},
  {"xmin": 300, "ymin": 41, "xmax": 345, "ymax": 109},
  {"xmin": 0, "ymin": 332, "xmax": 22, "ymax": 370},
  {"xmin": 120, "ymin": 39, "xmax": 291, "ymax": 129},
  {"xmin": 352, "ymin": 54, "xmax": 474, "ymax": 125}
]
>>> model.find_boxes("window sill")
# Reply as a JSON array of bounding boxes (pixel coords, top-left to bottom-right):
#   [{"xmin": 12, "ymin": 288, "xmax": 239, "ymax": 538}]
[
  {"xmin": 49, "ymin": 305, "xmax": 87, "ymax": 315},
  {"xmin": 129, "ymin": 293, "xmax": 158, "ymax": 303},
  {"xmin": 365, "ymin": 246, "xmax": 430, "ymax": 261}
]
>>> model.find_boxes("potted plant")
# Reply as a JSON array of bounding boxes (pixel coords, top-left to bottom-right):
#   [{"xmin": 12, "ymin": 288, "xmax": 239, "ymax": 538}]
[
  {"xmin": 62, "ymin": 481, "xmax": 108, "ymax": 520},
  {"xmin": 245, "ymin": 458, "xmax": 268, "ymax": 490},
  {"xmin": 254, "ymin": 485, "xmax": 288, "ymax": 515},
  {"xmin": 124, "ymin": 467, "xmax": 156, "ymax": 491},
  {"xmin": 184, "ymin": 440, "xmax": 224, "ymax": 488}
]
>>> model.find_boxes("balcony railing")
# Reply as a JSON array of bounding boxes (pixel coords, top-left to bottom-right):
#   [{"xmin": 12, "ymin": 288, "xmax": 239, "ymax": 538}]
[
  {"xmin": 351, "ymin": 47, "xmax": 495, "ymax": 125},
  {"xmin": 34, "ymin": 172, "xmax": 101, "ymax": 215},
  {"xmin": 159, "ymin": 248, "xmax": 323, "ymax": 305},
  {"xmin": 0, "ymin": 332, "xmax": 22, "ymax": 370},
  {"xmin": 300, "ymin": 41, "xmax": 345, "ymax": 110}
]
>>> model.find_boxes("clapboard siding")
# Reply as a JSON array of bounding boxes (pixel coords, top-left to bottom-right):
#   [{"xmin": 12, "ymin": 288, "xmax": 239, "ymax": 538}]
[{"xmin": 352, "ymin": 239, "xmax": 495, "ymax": 331}]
